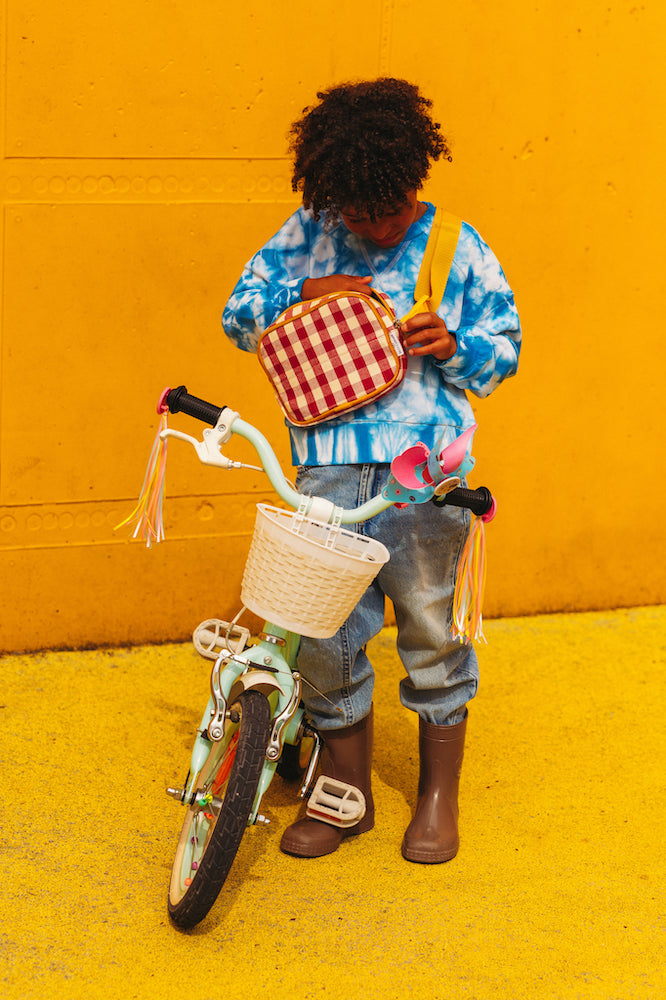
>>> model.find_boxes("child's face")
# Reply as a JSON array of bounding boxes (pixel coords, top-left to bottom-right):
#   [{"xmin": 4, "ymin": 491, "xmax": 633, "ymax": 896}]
[{"xmin": 340, "ymin": 190, "xmax": 424, "ymax": 248}]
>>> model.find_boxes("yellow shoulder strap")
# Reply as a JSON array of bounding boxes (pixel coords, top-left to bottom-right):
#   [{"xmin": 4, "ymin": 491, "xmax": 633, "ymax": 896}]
[{"xmin": 414, "ymin": 208, "xmax": 462, "ymax": 313}]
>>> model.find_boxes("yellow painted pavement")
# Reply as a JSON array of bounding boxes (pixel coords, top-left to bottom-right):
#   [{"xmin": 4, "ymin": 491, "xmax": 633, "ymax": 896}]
[{"xmin": 1, "ymin": 607, "xmax": 664, "ymax": 999}]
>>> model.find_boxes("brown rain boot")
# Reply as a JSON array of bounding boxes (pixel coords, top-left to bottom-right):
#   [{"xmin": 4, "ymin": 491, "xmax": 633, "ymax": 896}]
[
  {"xmin": 280, "ymin": 708, "xmax": 374, "ymax": 858},
  {"xmin": 401, "ymin": 715, "xmax": 467, "ymax": 864}
]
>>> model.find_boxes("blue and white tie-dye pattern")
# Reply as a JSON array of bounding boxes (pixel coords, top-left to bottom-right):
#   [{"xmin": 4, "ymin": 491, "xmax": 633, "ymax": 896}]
[{"xmin": 222, "ymin": 202, "xmax": 521, "ymax": 467}]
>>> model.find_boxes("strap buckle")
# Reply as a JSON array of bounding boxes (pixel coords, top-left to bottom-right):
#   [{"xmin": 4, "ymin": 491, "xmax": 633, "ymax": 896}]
[{"xmin": 305, "ymin": 775, "xmax": 366, "ymax": 828}]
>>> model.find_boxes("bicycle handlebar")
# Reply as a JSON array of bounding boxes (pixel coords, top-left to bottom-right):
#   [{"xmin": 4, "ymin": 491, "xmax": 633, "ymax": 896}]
[{"xmin": 160, "ymin": 385, "xmax": 495, "ymax": 519}]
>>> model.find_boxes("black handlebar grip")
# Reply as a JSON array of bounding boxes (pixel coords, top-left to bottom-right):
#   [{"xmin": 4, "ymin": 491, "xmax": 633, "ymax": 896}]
[
  {"xmin": 433, "ymin": 485, "xmax": 494, "ymax": 517},
  {"xmin": 164, "ymin": 385, "xmax": 224, "ymax": 426}
]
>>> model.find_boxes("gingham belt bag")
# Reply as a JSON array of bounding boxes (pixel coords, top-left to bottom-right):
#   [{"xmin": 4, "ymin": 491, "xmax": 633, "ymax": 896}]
[
  {"xmin": 257, "ymin": 209, "xmax": 462, "ymax": 427},
  {"xmin": 258, "ymin": 289, "xmax": 404, "ymax": 426}
]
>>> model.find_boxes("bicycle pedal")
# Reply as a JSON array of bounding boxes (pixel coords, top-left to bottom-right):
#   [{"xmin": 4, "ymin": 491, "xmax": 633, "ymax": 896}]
[
  {"xmin": 305, "ymin": 775, "xmax": 366, "ymax": 828},
  {"xmin": 193, "ymin": 619, "xmax": 250, "ymax": 659}
]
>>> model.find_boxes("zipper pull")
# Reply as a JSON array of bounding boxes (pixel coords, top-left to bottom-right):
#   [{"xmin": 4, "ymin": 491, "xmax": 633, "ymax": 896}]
[{"xmin": 395, "ymin": 294, "xmax": 430, "ymax": 330}]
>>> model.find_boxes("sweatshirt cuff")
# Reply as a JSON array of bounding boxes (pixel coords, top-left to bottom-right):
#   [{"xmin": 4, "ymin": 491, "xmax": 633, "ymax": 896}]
[{"xmin": 437, "ymin": 327, "xmax": 494, "ymax": 381}]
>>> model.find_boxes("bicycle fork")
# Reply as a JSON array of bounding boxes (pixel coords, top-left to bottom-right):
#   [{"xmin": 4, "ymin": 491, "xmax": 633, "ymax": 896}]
[{"xmin": 166, "ymin": 622, "xmax": 322, "ymax": 825}]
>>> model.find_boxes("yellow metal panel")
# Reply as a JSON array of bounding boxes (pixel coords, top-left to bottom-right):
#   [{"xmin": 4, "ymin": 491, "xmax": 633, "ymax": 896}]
[
  {"xmin": 6, "ymin": 0, "xmax": 384, "ymax": 158},
  {"xmin": 1, "ymin": 199, "xmax": 295, "ymax": 505},
  {"xmin": 393, "ymin": 0, "xmax": 666, "ymax": 617},
  {"xmin": 0, "ymin": 187, "xmax": 301, "ymax": 649},
  {"xmin": 0, "ymin": 0, "xmax": 392, "ymax": 651},
  {"xmin": 1, "ymin": 532, "xmax": 269, "ymax": 650},
  {"xmin": 1, "ymin": 1, "xmax": 665, "ymax": 651}
]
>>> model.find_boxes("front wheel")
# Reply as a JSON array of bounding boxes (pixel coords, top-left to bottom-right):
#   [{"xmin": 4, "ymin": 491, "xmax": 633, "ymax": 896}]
[{"xmin": 168, "ymin": 689, "xmax": 271, "ymax": 929}]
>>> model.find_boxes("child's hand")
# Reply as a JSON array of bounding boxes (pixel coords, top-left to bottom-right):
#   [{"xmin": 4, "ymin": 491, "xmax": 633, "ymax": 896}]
[
  {"xmin": 401, "ymin": 312, "xmax": 457, "ymax": 361},
  {"xmin": 301, "ymin": 274, "xmax": 373, "ymax": 300}
]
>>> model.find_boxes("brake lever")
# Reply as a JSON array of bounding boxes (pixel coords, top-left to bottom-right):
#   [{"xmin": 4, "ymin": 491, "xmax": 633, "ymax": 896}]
[{"xmin": 160, "ymin": 427, "xmax": 261, "ymax": 471}]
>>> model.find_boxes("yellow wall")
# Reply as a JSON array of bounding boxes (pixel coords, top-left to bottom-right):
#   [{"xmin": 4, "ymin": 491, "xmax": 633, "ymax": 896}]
[{"xmin": 1, "ymin": 1, "xmax": 664, "ymax": 652}]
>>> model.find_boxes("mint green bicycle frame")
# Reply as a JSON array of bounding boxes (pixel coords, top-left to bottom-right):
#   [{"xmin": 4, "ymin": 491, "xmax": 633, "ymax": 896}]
[{"xmin": 164, "ymin": 407, "xmax": 394, "ymax": 826}]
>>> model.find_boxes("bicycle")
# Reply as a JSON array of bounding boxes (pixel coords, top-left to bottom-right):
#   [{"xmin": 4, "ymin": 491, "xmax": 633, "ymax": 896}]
[{"xmin": 122, "ymin": 384, "xmax": 495, "ymax": 929}]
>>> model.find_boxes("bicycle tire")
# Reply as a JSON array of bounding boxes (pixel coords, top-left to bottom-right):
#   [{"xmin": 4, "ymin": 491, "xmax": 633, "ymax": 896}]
[{"xmin": 167, "ymin": 688, "xmax": 271, "ymax": 929}]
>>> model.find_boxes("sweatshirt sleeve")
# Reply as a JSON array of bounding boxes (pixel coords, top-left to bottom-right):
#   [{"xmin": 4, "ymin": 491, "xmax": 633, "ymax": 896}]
[
  {"xmin": 222, "ymin": 209, "xmax": 311, "ymax": 353},
  {"xmin": 437, "ymin": 225, "xmax": 521, "ymax": 398}
]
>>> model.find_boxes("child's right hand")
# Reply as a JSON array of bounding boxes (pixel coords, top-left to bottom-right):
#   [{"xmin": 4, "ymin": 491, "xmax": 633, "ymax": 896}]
[{"xmin": 301, "ymin": 274, "xmax": 373, "ymax": 300}]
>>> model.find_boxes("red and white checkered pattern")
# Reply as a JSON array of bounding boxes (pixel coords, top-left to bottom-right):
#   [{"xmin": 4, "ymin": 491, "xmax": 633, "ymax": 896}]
[{"xmin": 258, "ymin": 291, "xmax": 407, "ymax": 426}]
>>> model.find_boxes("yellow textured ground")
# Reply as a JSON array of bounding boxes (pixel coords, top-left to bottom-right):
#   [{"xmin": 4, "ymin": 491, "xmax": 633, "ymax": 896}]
[{"xmin": 2, "ymin": 607, "xmax": 664, "ymax": 1000}]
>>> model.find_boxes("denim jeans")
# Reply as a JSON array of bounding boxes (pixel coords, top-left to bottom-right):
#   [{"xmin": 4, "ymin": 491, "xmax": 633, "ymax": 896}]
[{"xmin": 295, "ymin": 463, "xmax": 479, "ymax": 731}]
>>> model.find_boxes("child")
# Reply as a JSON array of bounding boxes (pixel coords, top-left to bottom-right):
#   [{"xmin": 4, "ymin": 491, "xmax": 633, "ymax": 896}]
[{"xmin": 222, "ymin": 78, "xmax": 521, "ymax": 863}]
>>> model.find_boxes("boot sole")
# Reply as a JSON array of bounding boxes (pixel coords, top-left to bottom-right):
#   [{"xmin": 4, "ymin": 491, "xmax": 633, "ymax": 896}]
[
  {"xmin": 401, "ymin": 843, "xmax": 459, "ymax": 864},
  {"xmin": 280, "ymin": 815, "xmax": 374, "ymax": 859}
]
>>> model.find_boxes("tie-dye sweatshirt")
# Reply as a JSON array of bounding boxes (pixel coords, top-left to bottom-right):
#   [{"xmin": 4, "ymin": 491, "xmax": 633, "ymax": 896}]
[{"xmin": 222, "ymin": 202, "xmax": 521, "ymax": 467}]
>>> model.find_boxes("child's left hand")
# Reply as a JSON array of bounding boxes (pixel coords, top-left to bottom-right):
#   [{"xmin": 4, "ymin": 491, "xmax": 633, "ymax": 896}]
[{"xmin": 401, "ymin": 312, "xmax": 457, "ymax": 361}]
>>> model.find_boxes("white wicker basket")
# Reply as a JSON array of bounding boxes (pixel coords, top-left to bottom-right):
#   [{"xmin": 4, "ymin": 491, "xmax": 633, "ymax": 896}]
[{"xmin": 241, "ymin": 504, "xmax": 390, "ymax": 638}]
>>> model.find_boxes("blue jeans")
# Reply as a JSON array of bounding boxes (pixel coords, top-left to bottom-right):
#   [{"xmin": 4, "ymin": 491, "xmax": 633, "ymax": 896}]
[{"xmin": 295, "ymin": 464, "xmax": 479, "ymax": 731}]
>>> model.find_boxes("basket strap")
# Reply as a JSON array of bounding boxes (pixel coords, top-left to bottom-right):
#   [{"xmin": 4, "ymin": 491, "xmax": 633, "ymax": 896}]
[
  {"xmin": 295, "ymin": 497, "xmax": 309, "ymax": 525},
  {"xmin": 293, "ymin": 500, "xmax": 343, "ymax": 548},
  {"xmin": 325, "ymin": 506, "xmax": 343, "ymax": 548}
]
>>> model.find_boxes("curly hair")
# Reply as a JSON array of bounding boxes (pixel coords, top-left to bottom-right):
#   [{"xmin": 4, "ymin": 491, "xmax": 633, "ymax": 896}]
[{"xmin": 288, "ymin": 78, "xmax": 451, "ymax": 223}]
